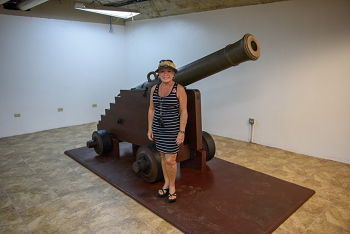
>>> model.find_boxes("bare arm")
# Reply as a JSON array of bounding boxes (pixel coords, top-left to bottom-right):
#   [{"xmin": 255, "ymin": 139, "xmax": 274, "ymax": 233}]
[
  {"xmin": 147, "ymin": 86, "xmax": 156, "ymax": 141},
  {"xmin": 176, "ymin": 84, "xmax": 188, "ymax": 145}
]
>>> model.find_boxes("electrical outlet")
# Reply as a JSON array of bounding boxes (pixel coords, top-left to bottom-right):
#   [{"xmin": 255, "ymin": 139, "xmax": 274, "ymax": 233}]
[
  {"xmin": 249, "ymin": 118, "xmax": 255, "ymax": 125},
  {"xmin": 14, "ymin": 113, "xmax": 21, "ymax": 118},
  {"xmin": 58, "ymin": 108, "xmax": 63, "ymax": 112},
  {"xmin": 92, "ymin": 104, "xmax": 97, "ymax": 108}
]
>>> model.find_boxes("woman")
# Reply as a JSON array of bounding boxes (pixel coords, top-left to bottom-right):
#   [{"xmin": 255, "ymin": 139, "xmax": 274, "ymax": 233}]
[{"xmin": 147, "ymin": 60, "xmax": 188, "ymax": 203}]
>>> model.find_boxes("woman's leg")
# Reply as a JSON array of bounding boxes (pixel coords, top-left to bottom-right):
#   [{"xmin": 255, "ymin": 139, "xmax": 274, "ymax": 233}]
[
  {"xmin": 160, "ymin": 152, "xmax": 169, "ymax": 189},
  {"xmin": 164, "ymin": 153, "xmax": 177, "ymax": 200}
]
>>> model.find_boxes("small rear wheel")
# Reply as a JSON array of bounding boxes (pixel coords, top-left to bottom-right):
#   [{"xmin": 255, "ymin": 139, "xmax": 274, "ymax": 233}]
[
  {"xmin": 86, "ymin": 130, "xmax": 112, "ymax": 155},
  {"xmin": 202, "ymin": 131, "xmax": 216, "ymax": 161}
]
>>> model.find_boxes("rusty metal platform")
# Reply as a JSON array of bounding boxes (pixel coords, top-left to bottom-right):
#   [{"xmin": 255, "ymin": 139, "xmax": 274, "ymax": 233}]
[{"xmin": 65, "ymin": 142, "xmax": 314, "ymax": 234}]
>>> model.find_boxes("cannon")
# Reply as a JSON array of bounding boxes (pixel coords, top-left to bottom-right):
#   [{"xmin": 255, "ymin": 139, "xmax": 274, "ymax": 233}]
[{"xmin": 86, "ymin": 34, "xmax": 261, "ymax": 183}]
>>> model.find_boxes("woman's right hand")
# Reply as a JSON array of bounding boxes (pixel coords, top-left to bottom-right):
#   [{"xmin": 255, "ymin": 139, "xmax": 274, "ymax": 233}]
[{"xmin": 147, "ymin": 130, "xmax": 154, "ymax": 141}]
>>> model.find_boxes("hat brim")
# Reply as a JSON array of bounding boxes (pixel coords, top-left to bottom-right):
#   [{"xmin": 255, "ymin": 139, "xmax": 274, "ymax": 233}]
[{"xmin": 156, "ymin": 65, "xmax": 177, "ymax": 73}]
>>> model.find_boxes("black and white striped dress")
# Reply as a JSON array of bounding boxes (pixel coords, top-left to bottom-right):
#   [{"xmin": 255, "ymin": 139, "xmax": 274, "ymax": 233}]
[{"xmin": 152, "ymin": 83, "xmax": 180, "ymax": 154}]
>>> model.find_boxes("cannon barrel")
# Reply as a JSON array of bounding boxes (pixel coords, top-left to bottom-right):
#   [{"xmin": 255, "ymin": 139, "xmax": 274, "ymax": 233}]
[
  {"xmin": 134, "ymin": 33, "xmax": 260, "ymax": 90},
  {"xmin": 88, "ymin": 34, "xmax": 261, "ymax": 182}
]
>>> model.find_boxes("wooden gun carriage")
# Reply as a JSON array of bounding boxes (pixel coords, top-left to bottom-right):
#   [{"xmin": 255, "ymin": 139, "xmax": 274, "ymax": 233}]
[{"xmin": 86, "ymin": 34, "xmax": 261, "ymax": 183}]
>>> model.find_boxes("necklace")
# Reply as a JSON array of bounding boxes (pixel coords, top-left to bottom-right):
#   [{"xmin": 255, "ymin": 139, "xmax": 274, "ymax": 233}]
[{"xmin": 159, "ymin": 82, "xmax": 174, "ymax": 97}]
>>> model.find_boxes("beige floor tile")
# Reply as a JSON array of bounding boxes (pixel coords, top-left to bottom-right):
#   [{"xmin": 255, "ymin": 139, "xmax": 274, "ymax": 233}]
[
  {"xmin": 267, "ymin": 168, "xmax": 308, "ymax": 185},
  {"xmin": 0, "ymin": 147, "xmax": 16, "ymax": 156},
  {"xmin": 76, "ymin": 200, "xmax": 134, "ymax": 232},
  {"xmin": 101, "ymin": 185, "xmax": 126, "ymax": 199},
  {"xmin": 273, "ymin": 227, "xmax": 291, "ymax": 234},
  {"xmin": 117, "ymin": 195, "xmax": 148, "ymax": 214},
  {"xmin": 30, "ymin": 214, "xmax": 91, "ymax": 234},
  {"xmin": 301, "ymin": 178, "xmax": 344, "ymax": 201},
  {"xmin": 20, "ymin": 149, "xmax": 54, "ymax": 162},
  {"xmin": 297, "ymin": 194, "xmax": 331, "ymax": 217},
  {"xmin": 137, "ymin": 208, "xmax": 180, "ymax": 233},
  {"xmin": 49, "ymin": 175, "xmax": 95, "ymax": 197},
  {"xmin": 12, "ymin": 145, "xmax": 44, "ymax": 155},
  {"xmin": 19, "ymin": 199, "xmax": 76, "ymax": 232},
  {"xmin": 321, "ymin": 160, "xmax": 350, "ymax": 173},
  {"xmin": 8, "ymin": 184, "xmax": 59, "ymax": 211},
  {"xmin": 317, "ymin": 203, "xmax": 350, "ymax": 230},
  {"xmin": 60, "ymin": 186, "xmax": 111, "ymax": 213},
  {"xmin": 333, "ymin": 186, "xmax": 350, "ymax": 207},
  {"xmin": 1, "ymin": 123, "xmax": 349, "ymax": 233},
  {"xmin": 309, "ymin": 171, "xmax": 348, "ymax": 188},
  {"xmin": 80, "ymin": 173, "xmax": 114, "ymax": 190},
  {"xmin": 0, "ymin": 161, "xmax": 35, "ymax": 178},
  {"xmin": 280, "ymin": 209, "xmax": 316, "ymax": 234},
  {"xmin": 0, "ymin": 153, "xmax": 23, "ymax": 167},
  {"xmin": 0, "ymin": 186, "xmax": 5, "ymax": 196},
  {"xmin": 70, "ymin": 162, "xmax": 95, "ymax": 175},
  {"xmin": 1, "ymin": 174, "xmax": 46, "ymax": 193},
  {"xmin": 305, "ymin": 217, "xmax": 349, "ymax": 234},
  {"xmin": 0, "ymin": 212, "xmax": 29, "ymax": 233},
  {"xmin": 0, "ymin": 194, "xmax": 17, "ymax": 217},
  {"xmin": 95, "ymin": 216, "xmax": 158, "ymax": 234},
  {"xmin": 38, "ymin": 166, "xmax": 80, "ymax": 185},
  {"xmin": 28, "ymin": 158, "xmax": 73, "ymax": 174},
  {"xmin": 272, "ymin": 226, "xmax": 292, "ymax": 234}
]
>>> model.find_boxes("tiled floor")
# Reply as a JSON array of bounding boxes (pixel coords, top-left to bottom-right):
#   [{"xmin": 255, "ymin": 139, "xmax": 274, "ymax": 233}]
[{"xmin": 0, "ymin": 123, "xmax": 349, "ymax": 234}]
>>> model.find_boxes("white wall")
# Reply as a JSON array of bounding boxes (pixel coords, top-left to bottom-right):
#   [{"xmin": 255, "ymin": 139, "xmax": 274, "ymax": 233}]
[
  {"xmin": 1, "ymin": 0, "xmax": 349, "ymax": 164},
  {"xmin": 0, "ymin": 15, "xmax": 127, "ymax": 137},
  {"xmin": 125, "ymin": 0, "xmax": 350, "ymax": 163}
]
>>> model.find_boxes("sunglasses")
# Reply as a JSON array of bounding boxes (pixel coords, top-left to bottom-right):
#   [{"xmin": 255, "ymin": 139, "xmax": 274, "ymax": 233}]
[
  {"xmin": 158, "ymin": 97, "xmax": 165, "ymax": 128},
  {"xmin": 159, "ymin": 59, "xmax": 173, "ymax": 63},
  {"xmin": 157, "ymin": 118, "xmax": 165, "ymax": 128}
]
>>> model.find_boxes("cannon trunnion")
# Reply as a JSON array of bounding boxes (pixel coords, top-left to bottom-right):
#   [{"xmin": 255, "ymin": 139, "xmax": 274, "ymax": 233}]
[{"xmin": 86, "ymin": 34, "xmax": 261, "ymax": 183}]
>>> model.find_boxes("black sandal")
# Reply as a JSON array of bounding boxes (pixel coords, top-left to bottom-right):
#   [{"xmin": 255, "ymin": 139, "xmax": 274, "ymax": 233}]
[
  {"xmin": 168, "ymin": 191, "xmax": 177, "ymax": 203},
  {"xmin": 158, "ymin": 188, "xmax": 169, "ymax": 198}
]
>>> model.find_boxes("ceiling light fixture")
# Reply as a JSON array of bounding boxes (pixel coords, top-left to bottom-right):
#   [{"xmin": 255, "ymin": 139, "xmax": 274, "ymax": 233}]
[
  {"xmin": 17, "ymin": 0, "xmax": 49, "ymax": 11},
  {"xmin": 74, "ymin": 3, "xmax": 140, "ymax": 19},
  {"xmin": 0, "ymin": 0, "xmax": 9, "ymax": 5}
]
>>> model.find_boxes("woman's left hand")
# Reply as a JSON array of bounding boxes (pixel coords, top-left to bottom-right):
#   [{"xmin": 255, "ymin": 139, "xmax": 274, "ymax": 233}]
[{"xmin": 176, "ymin": 132, "xmax": 184, "ymax": 145}]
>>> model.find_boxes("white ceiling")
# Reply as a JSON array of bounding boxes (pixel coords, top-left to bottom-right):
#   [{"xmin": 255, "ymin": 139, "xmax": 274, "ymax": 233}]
[{"xmin": 0, "ymin": 0, "xmax": 289, "ymax": 23}]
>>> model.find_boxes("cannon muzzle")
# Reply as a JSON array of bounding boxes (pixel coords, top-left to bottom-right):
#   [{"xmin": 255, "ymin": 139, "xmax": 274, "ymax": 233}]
[{"xmin": 133, "ymin": 33, "xmax": 260, "ymax": 90}]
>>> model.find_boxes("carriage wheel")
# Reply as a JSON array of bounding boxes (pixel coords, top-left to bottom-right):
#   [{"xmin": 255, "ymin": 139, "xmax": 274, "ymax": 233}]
[
  {"xmin": 132, "ymin": 144, "xmax": 163, "ymax": 183},
  {"xmin": 86, "ymin": 130, "xmax": 112, "ymax": 155},
  {"xmin": 202, "ymin": 131, "xmax": 216, "ymax": 161}
]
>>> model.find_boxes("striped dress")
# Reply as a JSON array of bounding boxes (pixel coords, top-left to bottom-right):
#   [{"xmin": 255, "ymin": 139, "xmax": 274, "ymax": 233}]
[{"xmin": 152, "ymin": 83, "xmax": 180, "ymax": 154}]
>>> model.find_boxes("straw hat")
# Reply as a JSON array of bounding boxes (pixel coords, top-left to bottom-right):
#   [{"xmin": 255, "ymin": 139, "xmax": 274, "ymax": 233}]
[{"xmin": 155, "ymin": 60, "xmax": 177, "ymax": 73}]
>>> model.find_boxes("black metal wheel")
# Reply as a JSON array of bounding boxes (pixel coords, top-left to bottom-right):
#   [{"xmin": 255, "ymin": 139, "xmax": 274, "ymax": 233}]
[
  {"xmin": 86, "ymin": 130, "xmax": 112, "ymax": 155},
  {"xmin": 202, "ymin": 131, "xmax": 216, "ymax": 161},
  {"xmin": 132, "ymin": 144, "xmax": 163, "ymax": 183}
]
